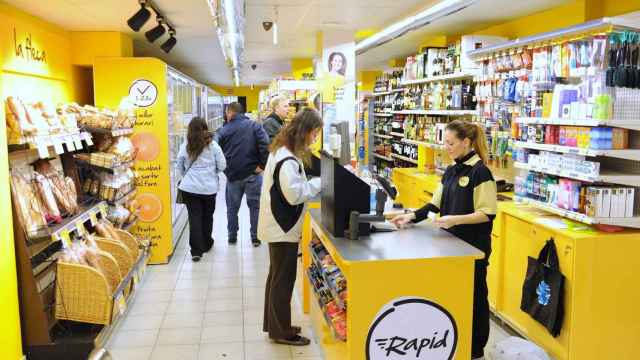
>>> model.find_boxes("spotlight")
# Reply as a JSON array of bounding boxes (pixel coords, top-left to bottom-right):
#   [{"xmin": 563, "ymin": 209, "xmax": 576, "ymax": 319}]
[
  {"xmin": 161, "ymin": 29, "xmax": 177, "ymax": 53},
  {"xmin": 128, "ymin": 1, "xmax": 151, "ymax": 32},
  {"xmin": 145, "ymin": 16, "xmax": 166, "ymax": 42}
]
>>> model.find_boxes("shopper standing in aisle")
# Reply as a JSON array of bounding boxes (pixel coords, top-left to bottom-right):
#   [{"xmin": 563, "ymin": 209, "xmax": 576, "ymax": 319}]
[
  {"xmin": 258, "ymin": 108, "xmax": 323, "ymax": 346},
  {"xmin": 391, "ymin": 120, "xmax": 497, "ymax": 360},
  {"xmin": 177, "ymin": 117, "xmax": 227, "ymax": 262},
  {"xmin": 216, "ymin": 102, "xmax": 270, "ymax": 247},
  {"xmin": 262, "ymin": 95, "xmax": 289, "ymax": 143}
]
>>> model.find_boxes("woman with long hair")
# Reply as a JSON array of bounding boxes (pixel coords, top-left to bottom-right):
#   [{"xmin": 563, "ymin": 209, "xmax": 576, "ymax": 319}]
[
  {"xmin": 391, "ymin": 119, "xmax": 497, "ymax": 360},
  {"xmin": 258, "ymin": 108, "xmax": 323, "ymax": 346},
  {"xmin": 177, "ymin": 117, "xmax": 227, "ymax": 261}
]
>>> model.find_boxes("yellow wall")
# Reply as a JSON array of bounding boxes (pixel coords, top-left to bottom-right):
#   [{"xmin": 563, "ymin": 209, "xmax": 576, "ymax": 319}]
[
  {"xmin": 71, "ymin": 31, "xmax": 133, "ymax": 66},
  {"xmin": 210, "ymin": 85, "xmax": 266, "ymax": 113},
  {"xmin": 357, "ymin": 70, "xmax": 381, "ymax": 92},
  {"xmin": 291, "ymin": 58, "xmax": 313, "ymax": 80}
]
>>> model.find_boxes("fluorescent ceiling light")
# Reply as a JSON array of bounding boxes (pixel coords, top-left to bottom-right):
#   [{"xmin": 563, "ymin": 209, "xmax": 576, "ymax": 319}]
[
  {"xmin": 355, "ymin": 0, "xmax": 477, "ymax": 55},
  {"xmin": 273, "ymin": 22, "xmax": 278, "ymax": 45}
]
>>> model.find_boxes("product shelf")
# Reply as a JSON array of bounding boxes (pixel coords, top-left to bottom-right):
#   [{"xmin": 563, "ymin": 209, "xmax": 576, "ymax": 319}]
[
  {"xmin": 309, "ymin": 245, "xmax": 346, "ymax": 311},
  {"xmin": 76, "ymin": 158, "xmax": 134, "ymax": 174},
  {"xmin": 373, "ymin": 113, "xmax": 393, "ymax": 117},
  {"xmin": 373, "ymin": 89, "xmax": 404, "ymax": 96},
  {"xmin": 108, "ymin": 189, "xmax": 137, "ymax": 207},
  {"xmin": 402, "ymin": 138, "xmax": 446, "ymax": 150},
  {"xmin": 83, "ymin": 127, "xmax": 134, "ymax": 137},
  {"xmin": 513, "ymin": 141, "xmax": 640, "ymax": 161},
  {"xmin": 514, "ymin": 162, "xmax": 640, "ymax": 187},
  {"xmin": 10, "ymin": 131, "xmax": 93, "ymax": 159},
  {"xmin": 514, "ymin": 196, "xmax": 640, "ymax": 228},
  {"xmin": 306, "ymin": 271, "xmax": 347, "ymax": 342},
  {"xmin": 515, "ymin": 117, "xmax": 640, "ymax": 131},
  {"xmin": 391, "ymin": 154, "xmax": 419, "ymax": 165},
  {"xmin": 373, "ymin": 153, "xmax": 394, "ymax": 162},
  {"xmin": 400, "ymin": 71, "xmax": 477, "ymax": 86},
  {"xmin": 373, "ymin": 133, "xmax": 393, "ymax": 140},
  {"xmin": 390, "ymin": 132, "xmax": 404, "ymax": 137},
  {"xmin": 392, "ymin": 109, "xmax": 478, "ymax": 116}
]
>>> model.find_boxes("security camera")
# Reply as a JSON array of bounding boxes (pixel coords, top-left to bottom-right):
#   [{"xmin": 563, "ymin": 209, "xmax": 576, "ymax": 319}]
[
  {"xmin": 262, "ymin": 21, "xmax": 273, "ymax": 31},
  {"xmin": 251, "ymin": 64, "xmax": 257, "ymax": 70}
]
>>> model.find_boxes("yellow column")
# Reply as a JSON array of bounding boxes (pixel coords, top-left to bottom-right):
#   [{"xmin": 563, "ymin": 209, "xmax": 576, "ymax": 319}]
[{"xmin": 291, "ymin": 58, "xmax": 313, "ymax": 80}]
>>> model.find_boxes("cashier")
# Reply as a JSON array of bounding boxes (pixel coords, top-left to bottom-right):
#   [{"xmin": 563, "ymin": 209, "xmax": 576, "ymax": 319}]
[{"xmin": 391, "ymin": 119, "xmax": 497, "ymax": 360}]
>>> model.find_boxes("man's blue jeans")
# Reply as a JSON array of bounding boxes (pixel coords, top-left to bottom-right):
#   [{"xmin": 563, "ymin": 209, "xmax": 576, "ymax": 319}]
[{"xmin": 226, "ymin": 174, "xmax": 262, "ymax": 242}]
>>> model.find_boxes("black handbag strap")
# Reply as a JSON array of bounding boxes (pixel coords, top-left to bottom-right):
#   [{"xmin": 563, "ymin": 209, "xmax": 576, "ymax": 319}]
[{"xmin": 537, "ymin": 238, "xmax": 560, "ymax": 271}]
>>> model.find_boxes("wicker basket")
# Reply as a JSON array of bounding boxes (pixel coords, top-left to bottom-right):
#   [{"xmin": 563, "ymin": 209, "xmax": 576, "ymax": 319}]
[
  {"xmin": 55, "ymin": 261, "xmax": 113, "ymax": 325},
  {"xmin": 115, "ymin": 229, "xmax": 140, "ymax": 259},
  {"xmin": 95, "ymin": 238, "xmax": 134, "ymax": 276},
  {"xmin": 93, "ymin": 250, "xmax": 123, "ymax": 293}
]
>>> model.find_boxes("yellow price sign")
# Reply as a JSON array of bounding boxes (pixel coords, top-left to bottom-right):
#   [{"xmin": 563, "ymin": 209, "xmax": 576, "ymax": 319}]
[
  {"xmin": 76, "ymin": 220, "xmax": 86, "ymax": 236},
  {"xmin": 99, "ymin": 203, "xmax": 108, "ymax": 218},
  {"xmin": 60, "ymin": 230, "xmax": 72, "ymax": 248},
  {"xmin": 89, "ymin": 212, "xmax": 98, "ymax": 226},
  {"xmin": 116, "ymin": 293, "xmax": 127, "ymax": 315}
]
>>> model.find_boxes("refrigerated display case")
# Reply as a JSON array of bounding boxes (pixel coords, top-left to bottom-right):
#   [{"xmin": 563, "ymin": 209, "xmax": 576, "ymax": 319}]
[{"xmin": 206, "ymin": 87, "xmax": 224, "ymax": 132}]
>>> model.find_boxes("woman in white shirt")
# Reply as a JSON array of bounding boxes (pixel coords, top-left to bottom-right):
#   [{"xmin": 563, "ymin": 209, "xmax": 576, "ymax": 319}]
[{"xmin": 258, "ymin": 108, "xmax": 322, "ymax": 346}]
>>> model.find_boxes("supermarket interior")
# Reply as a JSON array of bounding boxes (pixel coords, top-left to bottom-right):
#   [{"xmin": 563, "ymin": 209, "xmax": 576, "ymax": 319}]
[{"xmin": 2, "ymin": 0, "xmax": 640, "ymax": 359}]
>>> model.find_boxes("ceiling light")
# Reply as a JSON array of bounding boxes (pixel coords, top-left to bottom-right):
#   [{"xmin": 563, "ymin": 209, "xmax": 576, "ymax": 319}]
[
  {"xmin": 161, "ymin": 29, "xmax": 177, "ymax": 53},
  {"xmin": 273, "ymin": 22, "xmax": 278, "ymax": 45},
  {"xmin": 145, "ymin": 16, "xmax": 166, "ymax": 42},
  {"xmin": 355, "ymin": 0, "xmax": 477, "ymax": 55},
  {"xmin": 127, "ymin": 0, "xmax": 151, "ymax": 32}
]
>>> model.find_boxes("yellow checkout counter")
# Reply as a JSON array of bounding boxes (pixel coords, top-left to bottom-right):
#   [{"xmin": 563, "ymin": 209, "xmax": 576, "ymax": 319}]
[
  {"xmin": 301, "ymin": 207, "xmax": 483, "ymax": 360},
  {"xmin": 388, "ymin": 167, "xmax": 640, "ymax": 360}
]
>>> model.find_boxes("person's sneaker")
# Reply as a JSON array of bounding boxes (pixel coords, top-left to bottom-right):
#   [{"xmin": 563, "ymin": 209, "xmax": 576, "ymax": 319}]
[
  {"xmin": 192, "ymin": 255, "xmax": 202, "ymax": 262},
  {"xmin": 273, "ymin": 335, "xmax": 310, "ymax": 346},
  {"xmin": 252, "ymin": 239, "xmax": 261, "ymax": 247}
]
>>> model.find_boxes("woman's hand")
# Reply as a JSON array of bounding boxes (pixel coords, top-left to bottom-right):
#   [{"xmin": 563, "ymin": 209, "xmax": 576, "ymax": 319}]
[
  {"xmin": 390, "ymin": 213, "xmax": 415, "ymax": 229},
  {"xmin": 434, "ymin": 215, "xmax": 460, "ymax": 229}
]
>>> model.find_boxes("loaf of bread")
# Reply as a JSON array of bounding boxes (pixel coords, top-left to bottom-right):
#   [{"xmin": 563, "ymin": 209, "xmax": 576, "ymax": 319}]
[
  {"xmin": 34, "ymin": 173, "xmax": 62, "ymax": 223},
  {"xmin": 10, "ymin": 171, "xmax": 47, "ymax": 235},
  {"xmin": 6, "ymin": 97, "xmax": 36, "ymax": 136}
]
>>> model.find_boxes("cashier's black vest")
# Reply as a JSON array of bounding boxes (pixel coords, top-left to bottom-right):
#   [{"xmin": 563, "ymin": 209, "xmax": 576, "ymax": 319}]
[{"xmin": 271, "ymin": 157, "xmax": 304, "ymax": 233}]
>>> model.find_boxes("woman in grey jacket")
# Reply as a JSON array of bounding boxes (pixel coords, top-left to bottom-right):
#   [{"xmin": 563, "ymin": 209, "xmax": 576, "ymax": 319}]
[
  {"xmin": 258, "ymin": 108, "xmax": 322, "ymax": 346},
  {"xmin": 177, "ymin": 117, "xmax": 227, "ymax": 261}
]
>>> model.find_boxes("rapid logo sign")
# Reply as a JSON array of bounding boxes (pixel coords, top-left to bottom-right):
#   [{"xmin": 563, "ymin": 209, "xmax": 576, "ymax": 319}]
[
  {"xmin": 129, "ymin": 79, "xmax": 158, "ymax": 107},
  {"xmin": 366, "ymin": 298, "xmax": 457, "ymax": 360}
]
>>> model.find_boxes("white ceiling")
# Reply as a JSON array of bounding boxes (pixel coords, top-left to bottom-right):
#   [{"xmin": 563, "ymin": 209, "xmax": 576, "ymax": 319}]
[{"xmin": 5, "ymin": 0, "xmax": 575, "ymax": 86}]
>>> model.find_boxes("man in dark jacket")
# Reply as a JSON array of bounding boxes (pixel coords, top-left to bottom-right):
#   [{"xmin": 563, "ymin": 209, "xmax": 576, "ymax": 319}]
[
  {"xmin": 216, "ymin": 102, "xmax": 269, "ymax": 247},
  {"xmin": 262, "ymin": 95, "xmax": 289, "ymax": 143}
]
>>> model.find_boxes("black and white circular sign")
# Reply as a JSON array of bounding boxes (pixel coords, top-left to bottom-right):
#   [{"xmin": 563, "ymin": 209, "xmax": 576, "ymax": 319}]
[
  {"xmin": 129, "ymin": 79, "xmax": 158, "ymax": 107},
  {"xmin": 366, "ymin": 297, "xmax": 458, "ymax": 360}
]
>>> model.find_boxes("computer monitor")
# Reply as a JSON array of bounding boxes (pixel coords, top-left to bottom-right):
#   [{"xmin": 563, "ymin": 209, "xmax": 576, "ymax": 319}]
[{"xmin": 321, "ymin": 151, "xmax": 370, "ymax": 238}]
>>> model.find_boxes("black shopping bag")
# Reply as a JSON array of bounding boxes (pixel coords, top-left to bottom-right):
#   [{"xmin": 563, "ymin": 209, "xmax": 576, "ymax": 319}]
[{"xmin": 520, "ymin": 238, "xmax": 565, "ymax": 337}]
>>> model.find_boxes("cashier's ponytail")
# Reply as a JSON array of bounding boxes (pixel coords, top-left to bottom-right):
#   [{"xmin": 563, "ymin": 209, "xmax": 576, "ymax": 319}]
[{"xmin": 446, "ymin": 120, "xmax": 489, "ymax": 165}]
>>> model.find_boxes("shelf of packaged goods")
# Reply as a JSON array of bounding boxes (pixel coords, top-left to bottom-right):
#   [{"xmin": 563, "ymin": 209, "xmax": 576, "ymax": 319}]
[
  {"xmin": 373, "ymin": 133, "xmax": 393, "ymax": 140},
  {"xmin": 515, "ymin": 117, "xmax": 640, "ymax": 131},
  {"xmin": 373, "ymin": 153, "xmax": 394, "ymax": 162},
  {"xmin": 390, "ymin": 132, "xmax": 404, "ymax": 137},
  {"xmin": 513, "ymin": 141, "xmax": 640, "ymax": 161},
  {"xmin": 392, "ymin": 109, "xmax": 478, "ymax": 116},
  {"xmin": 513, "ymin": 162, "xmax": 640, "ymax": 187},
  {"xmin": 391, "ymin": 154, "xmax": 418, "ymax": 165},
  {"xmin": 306, "ymin": 270, "xmax": 347, "ymax": 342},
  {"xmin": 373, "ymin": 89, "xmax": 404, "ymax": 96},
  {"xmin": 401, "ymin": 138, "xmax": 446, "ymax": 150},
  {"xmin": 373, "ymin": 112, "xmax": 393, "ymax": 117},
  {"xmin": 400, "ymin": 71, "xmax": 477, "ymax": 86},
  {"xmin": 83, "ymin": 127, "xmax": 134, "ymax": 137},
  {"xmin": 28, "ymin": 201, "xmax": 108, "ymax": 265},
  {"xmin": 514, "ymin": 196, "xmax": 640, "ymax": 228},
  {"xmin": 109, "ymin": 189, "xmax": 137, "ymax": 207},
  {"xmin": 76, "ymin": 159, "xmax": 134, "ymax": 174},
  {"xmin": 10, "ymin": 131, "xmax": 93, "ymax": 159}
]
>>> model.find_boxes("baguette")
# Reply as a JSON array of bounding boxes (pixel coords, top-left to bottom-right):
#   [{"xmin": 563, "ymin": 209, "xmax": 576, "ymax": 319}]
[
  {"xmin": 34, "ymin": 174, "xmax": 62, "ymax": 222},
  {"xmin": 10, "ymin": 172, "xmax": 47, "ymax": 234}
]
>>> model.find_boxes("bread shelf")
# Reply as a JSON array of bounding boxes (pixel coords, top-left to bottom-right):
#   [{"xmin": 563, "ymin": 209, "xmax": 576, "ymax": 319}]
[
  {"xmin": 514, "ymin": 196, "xmax": 640, "ymax": 228},
  {"xmin": 402, "ymin": 138, "xmax": 446, "ymax": 150},
  {"xmin": 109, "ymin": 189, "xmax": 137, "ymax": 207},
  {"xmin": 513, "ymin": 141, "xmax": 640, "ymax": 161},
  {"xmin": 391, "ymin": 154, "xmax": 418, "ymax": 164},
  {"xmin": 392, "ymin": 109, "xmax": 478, "ymax": 116},
  {"xmin": 373, "ymin": 133, "xmax": 393, "ymax": 140},
  {"xmin": 514, "ymin": 162, "xmax": 640, "ymax": 187},
  {"xmin": 516, "ymin": 117, "xmax": 640, "ymax": 131},
  {"xmin": 76, "ymin": 159, "xmax": 134, "ymax": 174},
  {"xmin": 373, "ymin": 153, "xmax": 394, "ymax": 162},
  {"xmin": 400, "ymin": 71, "xmax": 476, "ymax": 86}
]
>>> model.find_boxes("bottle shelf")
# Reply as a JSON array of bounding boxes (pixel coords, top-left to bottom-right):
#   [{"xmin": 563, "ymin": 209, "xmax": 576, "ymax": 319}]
[
  {"xmin": 402, "ymin": 138, "xmax": 446, "ymax": 150},
  {"xmin": 373, "ymin": 89, "xmax": 404, "ymax": 96},
  {"xmin": 373, "ymin": 153, "xmax": 394, "ymax": 162},
  {"xmin": 516, "ymin": 117, "xmax": 640, "ymax": 131},
  {"xmin": 373, "ymin": 133, "xmax": 393, "ymax": 140},
  {"xmin": 392, "ymin": 109, "xmax": 478, "ymax": 116},
  {"xmin": 513, "ymin": 141, "xmax": 640, "ymax": 161},
  {"xmin": 514, "ymin": 196, "xmax": 640, "ymax": 229},
  {"xmin": 514, "ymin": 162, "xmax": 640, "ymax": 187},
  {"xmin": 373, "ymin": 112, "xmax": 393, "ymax": 117},
  {"xmin": 389, "ymin": 132, "xmax": 405, "ymax": 137},
  {"xmin": 391, "ymin": 154, "xmax": 418, "ymax": 165},
  {"xmin": 400, "ymin": 71, "xmax": 477, "ymax": 86}
]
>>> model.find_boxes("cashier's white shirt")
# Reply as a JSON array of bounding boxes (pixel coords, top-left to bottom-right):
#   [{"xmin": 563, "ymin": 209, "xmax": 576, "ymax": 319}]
[{"xmin": 257, "ymin": 147, "xmax": 321, "ymax": 243}]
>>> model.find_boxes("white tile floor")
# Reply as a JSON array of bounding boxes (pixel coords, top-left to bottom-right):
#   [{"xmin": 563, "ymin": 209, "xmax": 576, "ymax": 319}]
[{"xmin": 106, "ymin": 193, "xmax": 511, "ymax": 360}]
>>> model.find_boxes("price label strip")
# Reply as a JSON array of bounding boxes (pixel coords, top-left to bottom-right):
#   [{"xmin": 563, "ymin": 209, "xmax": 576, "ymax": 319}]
[
  {"xmin": 73, "ymin": 134, "xmax": 83, "ymax": 150},
  {"xmin": 82, "ymin": 133, "xmax": 94, "ymax": 146},
  {"xmin": 76, "ymin": 220, "xmax": 86, "ymax": 236},
  {"xmin": 89, "ymin": 212, "xmax": 98, "ymax": 226},
  {"xmin": 64, "ymin": 136, "xmax": 76, "ymax": 152},
  {"xmin": 52, "ymin": 137, "xmax": 65, "ymax": 155},
  {"xmin": 36, "ymin": 140, "xmax": 49, "ymax": 159},
  {"xmin": 115, "ymin": 293, "xmax": 127, "ymax": 315},
  {"xmin": 60, "ymin": 229, "xmax": 72, "ymax": 248}
]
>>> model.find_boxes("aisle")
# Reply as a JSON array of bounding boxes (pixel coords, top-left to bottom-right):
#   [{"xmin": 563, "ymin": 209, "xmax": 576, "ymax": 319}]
[{"xmin": 106, "ymin": 193, "xmax": 321, "ymax": 360}]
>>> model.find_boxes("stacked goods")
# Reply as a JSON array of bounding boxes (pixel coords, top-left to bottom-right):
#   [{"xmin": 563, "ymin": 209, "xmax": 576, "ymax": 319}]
[
  {"xmin": 81, "ymin": 169, "xmax": 135, "ymax": 203},
  {"xmin": 63, "ymin": 103, "xmax": 135, "ymax": 130},
  {"xmin": 5, "ymin": 97, "xmax": 81, "ymax": 143},
  {"xmin": 76, "ymin": 135, "xmax": 137, "ymax": 167}
]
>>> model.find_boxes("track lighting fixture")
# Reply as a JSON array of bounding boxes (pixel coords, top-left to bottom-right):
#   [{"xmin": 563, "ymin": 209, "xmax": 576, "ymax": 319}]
[
  {"xmin": 161, "ymin": 29, "xmax": 177, "ymax": 53},
  {"xmin": 127, "ymin": 0, "xmax": 151, "ymax": 32},
  {"xmin": 145, "ymin": 16, "xmax": 166, "ymax": 43}
]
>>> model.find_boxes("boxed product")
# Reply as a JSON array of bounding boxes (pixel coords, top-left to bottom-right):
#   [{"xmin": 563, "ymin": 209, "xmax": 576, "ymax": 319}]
[
  {"xmin": 459, "ymin": 35, "xmax": 508, "ymax": 71},
  {"xmin": 626, "ymin": 188, "xmax": 636, "ymax": 218}
]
